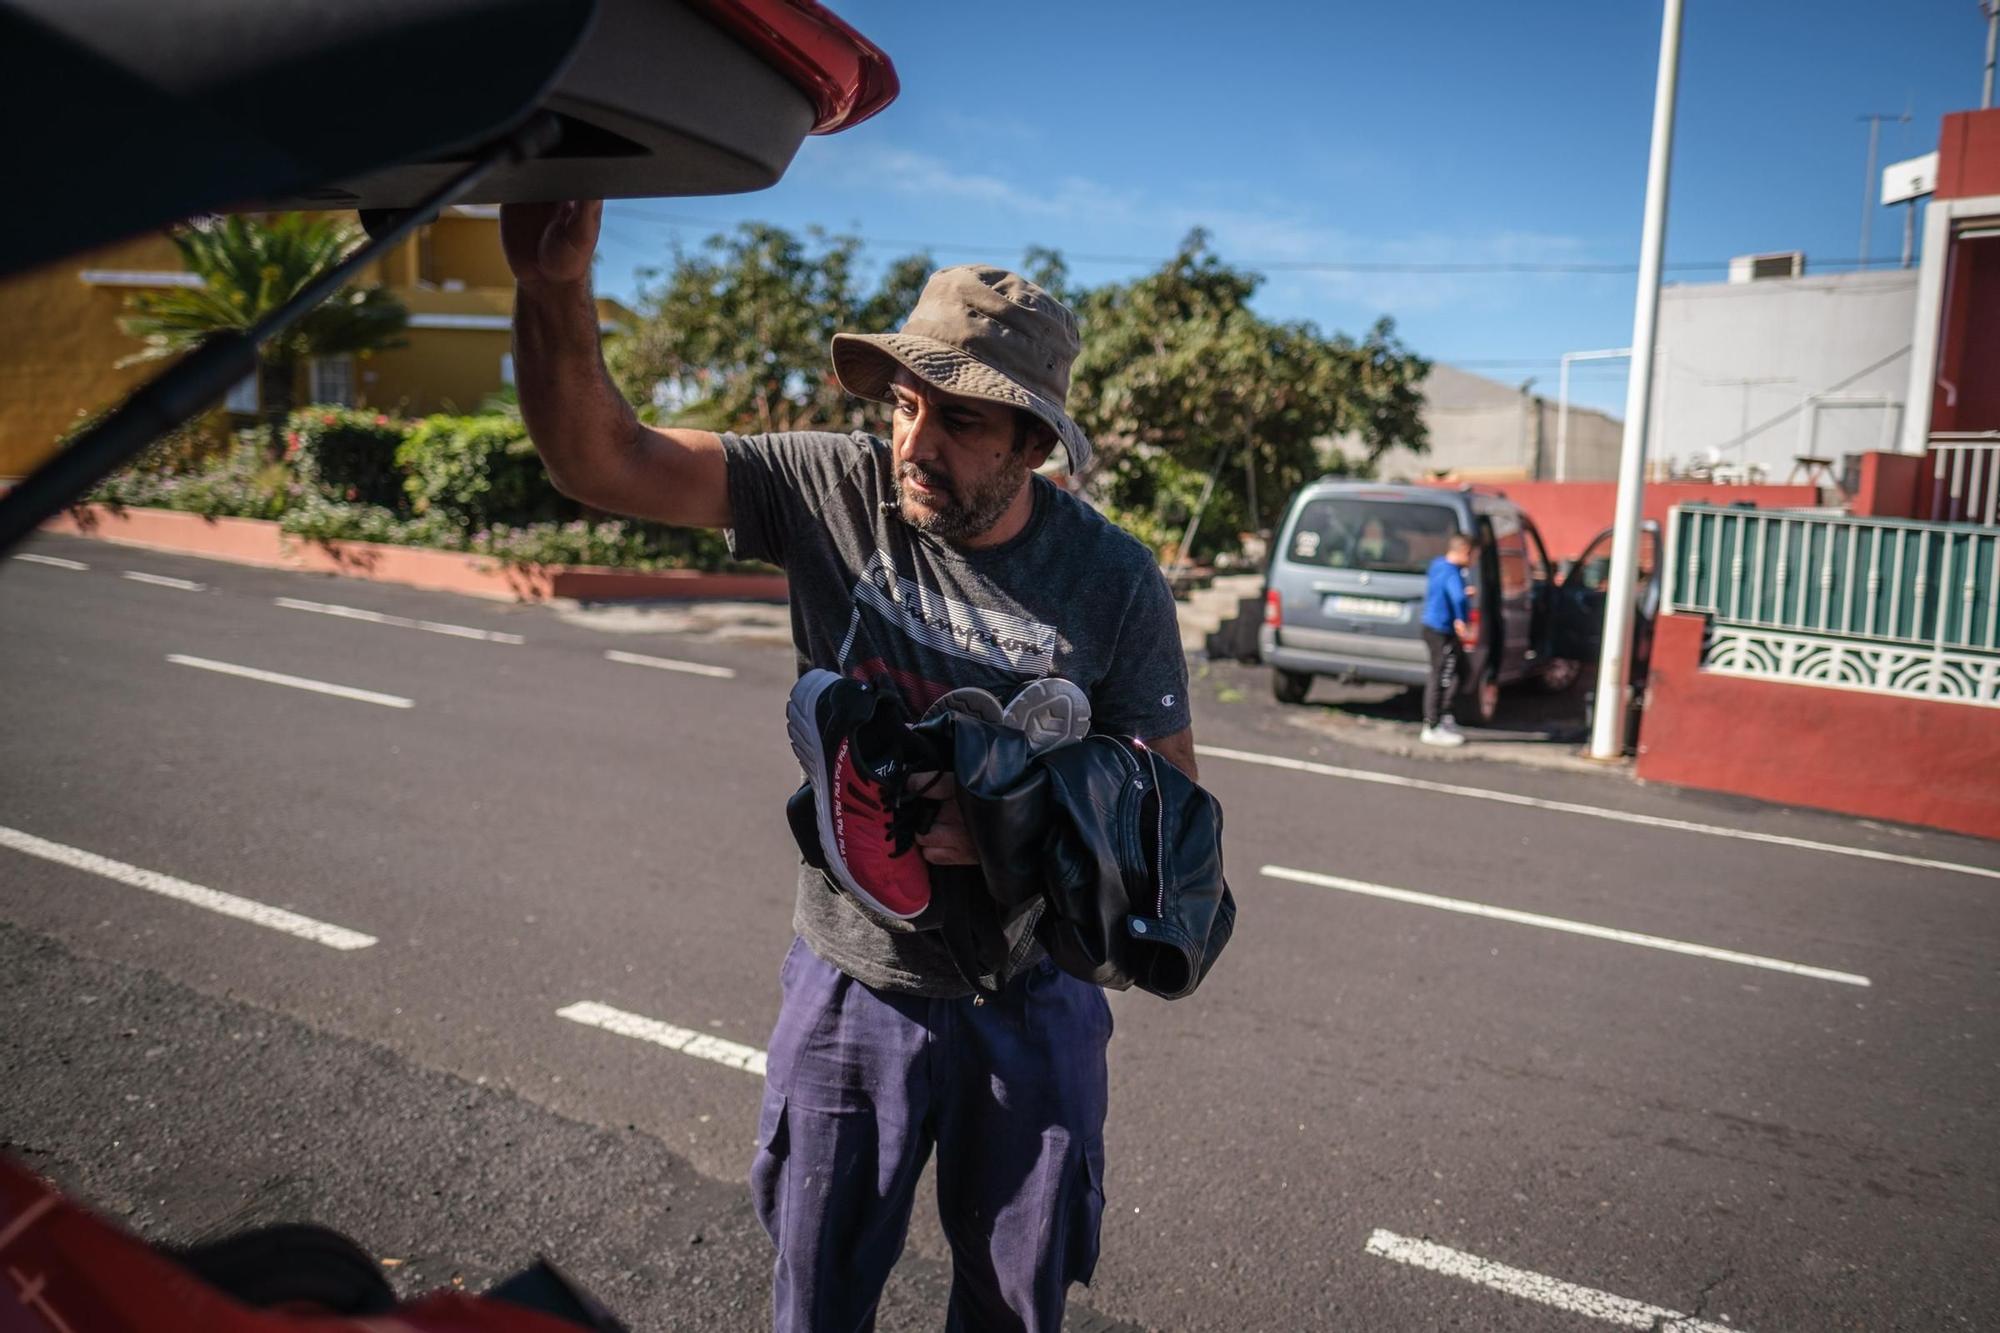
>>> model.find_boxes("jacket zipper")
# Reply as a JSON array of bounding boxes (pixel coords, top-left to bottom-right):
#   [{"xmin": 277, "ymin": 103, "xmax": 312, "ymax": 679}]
[{"xmin": 1141, "ymin": 746, "xmax": 1166, "ymax": 919}]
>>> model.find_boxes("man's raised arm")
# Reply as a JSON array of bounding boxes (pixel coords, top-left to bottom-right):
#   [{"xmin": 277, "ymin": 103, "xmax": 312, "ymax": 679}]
[{"xmin": 502, "ymin": 200, "xmax": 730, "ymax": 529}]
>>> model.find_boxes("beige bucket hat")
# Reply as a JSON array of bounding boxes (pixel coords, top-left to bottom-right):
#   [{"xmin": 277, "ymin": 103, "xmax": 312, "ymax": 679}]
[{"xmin": 830, "ymin": 265, "xmax": 1093, "ymax": 473}]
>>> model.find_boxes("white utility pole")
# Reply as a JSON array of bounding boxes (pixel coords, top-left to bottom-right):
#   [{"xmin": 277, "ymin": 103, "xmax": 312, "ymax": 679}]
[
  {"xmin": 1555, "ymin": 347, "xmax": 1632, "ymax": 481},
  {"xmin": 1589, "ymin": 0, "xmax": 1683, "ymax": 761},
  {"xmin": 1985, "ymin": 0, "xmax": 1998, "ymax": 109}
]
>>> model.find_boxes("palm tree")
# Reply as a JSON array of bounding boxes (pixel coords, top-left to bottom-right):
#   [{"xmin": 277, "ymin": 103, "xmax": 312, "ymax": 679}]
[{"xmin": 120, "ymin": 214, "xmax": 408, "ymax": 457}]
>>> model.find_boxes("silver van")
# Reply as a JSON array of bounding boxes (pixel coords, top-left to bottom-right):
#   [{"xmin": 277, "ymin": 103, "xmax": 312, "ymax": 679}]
[{"xmin": 1258, "ymin": 481, "xmax": 1653, "ymax": 723}]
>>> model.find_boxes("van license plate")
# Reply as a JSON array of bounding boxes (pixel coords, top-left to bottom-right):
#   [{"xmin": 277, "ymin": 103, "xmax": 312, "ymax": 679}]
[{"xmin": 1327, "ymin": 595, "xmax": 1404, "ymax": 620}]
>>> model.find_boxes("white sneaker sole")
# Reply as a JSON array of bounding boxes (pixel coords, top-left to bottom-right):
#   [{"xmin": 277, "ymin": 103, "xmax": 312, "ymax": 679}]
[
  {"xmin": 785, "ymin": 669, "xmax": 921, "ymax": 921},
  {"xmin": 1001, "ymin": 677, "xmax": 1091, "ymax": 754}
]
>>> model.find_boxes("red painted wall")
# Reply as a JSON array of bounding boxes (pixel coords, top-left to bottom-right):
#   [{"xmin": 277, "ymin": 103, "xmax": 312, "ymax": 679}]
[
  {"xmin": 1422, "ymin": 481, "xmax": 1821, "ymax": 561},
  {"xmin": 1935, "ymin": 108, "xmax": 2000, "ymax": 199},
  {"xmin": 1636, "ymin": 614, "xmax": 2000, "ymax": 840},
  {"xmin": 1850, "ymin": 451, "xmax": 1924, "ymax": 518}
]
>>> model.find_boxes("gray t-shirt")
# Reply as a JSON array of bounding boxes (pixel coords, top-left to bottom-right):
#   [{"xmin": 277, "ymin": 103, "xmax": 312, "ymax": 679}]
[{"xmin": 724, "ymin": 430, "xmax": 1192, "ymax": 997}]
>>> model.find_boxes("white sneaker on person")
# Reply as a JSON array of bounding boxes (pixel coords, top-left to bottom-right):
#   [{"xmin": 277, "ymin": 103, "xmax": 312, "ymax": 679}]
[{"xmin": 1420, "ymin": 725, "xmax": 1466, "ymax": 748}]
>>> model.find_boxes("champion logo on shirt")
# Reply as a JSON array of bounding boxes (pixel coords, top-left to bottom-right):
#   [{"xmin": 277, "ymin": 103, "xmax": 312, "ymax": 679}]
[{"xmin": 839, "ymin": 551, "xmax": 1057, "ymax": 676}]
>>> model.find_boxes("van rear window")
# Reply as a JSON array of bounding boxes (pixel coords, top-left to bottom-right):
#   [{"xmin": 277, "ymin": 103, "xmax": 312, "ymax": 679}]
[{"xmin": 1283, "ymin": 498, "xmax": 1458, "ymax": 574}]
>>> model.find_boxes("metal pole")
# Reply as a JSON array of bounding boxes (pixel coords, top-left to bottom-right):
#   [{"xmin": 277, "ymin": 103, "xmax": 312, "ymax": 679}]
[
  {"xmin": 1903, "ymin": 199, "xmax": 1916, "ymax": 269},
  {"xmin": 1985, "ymin": 0, "xmax": 1998, "ymax": 109},
  {"xmin": 1556, "ymin": 355, "xmax": 1572, "ymax": 483},
  {"xmin": 1860, "ymin": 116, "xmax": 1882, "ymax": 271},
  {"xmin": 1588, "ymin": 0, "xmax": 1682, "ymax": 761},
  {"xmin": 1555, "ymin": 348, "xmax": 1632, "ymax": 484}
]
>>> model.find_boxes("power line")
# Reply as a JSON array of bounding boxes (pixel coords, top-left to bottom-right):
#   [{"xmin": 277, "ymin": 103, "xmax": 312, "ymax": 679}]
[{"xmin": 608, "ymin": 204, "xmax": 1911, "ymax": 278}]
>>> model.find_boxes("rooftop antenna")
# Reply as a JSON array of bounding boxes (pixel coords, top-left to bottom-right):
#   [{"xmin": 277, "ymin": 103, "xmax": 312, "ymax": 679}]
[{"xmin": 1857, "ymin": 107, "xmax": 1911, "ymax": 270}]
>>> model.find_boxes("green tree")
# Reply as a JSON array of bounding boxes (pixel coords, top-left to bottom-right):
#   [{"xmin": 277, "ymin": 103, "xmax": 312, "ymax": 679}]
[
  {"xmin": 609, "ymin": 224, "xmax": 932, "ymax": 435},
  {"xmin": 1066, "ymin": 231, "xmax": 1428, "ymax": 557},
  {"xmin": 120, "ymin": 214, "xmax": 408, "ymax": 458}
]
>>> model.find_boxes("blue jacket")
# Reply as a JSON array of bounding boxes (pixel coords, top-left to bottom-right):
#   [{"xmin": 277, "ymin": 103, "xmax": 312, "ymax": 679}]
[{"xmin": 1421, "ymin": 556, "xmax": 1469, "ymax": 632}]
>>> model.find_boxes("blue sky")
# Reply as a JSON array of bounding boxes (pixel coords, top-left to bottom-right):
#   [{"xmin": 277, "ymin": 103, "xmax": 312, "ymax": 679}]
[{"xmin": 596, "ymin": 1, "xmax": 1987, "ymax": 416}]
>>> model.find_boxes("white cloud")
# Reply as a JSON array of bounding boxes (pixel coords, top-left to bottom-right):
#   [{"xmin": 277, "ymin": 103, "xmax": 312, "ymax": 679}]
[{"xmin": 798, "ymin": 140, "xmax": 1598, "ymax": 319}]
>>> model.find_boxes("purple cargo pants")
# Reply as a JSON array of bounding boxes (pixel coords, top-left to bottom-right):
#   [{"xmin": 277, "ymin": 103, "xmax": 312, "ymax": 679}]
[{"xmin": 751, "ymin": 936, "xmax": 1112, "ymax": 1333}]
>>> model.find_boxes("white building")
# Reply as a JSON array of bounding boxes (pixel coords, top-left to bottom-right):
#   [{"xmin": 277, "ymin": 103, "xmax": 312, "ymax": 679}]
[{"xmin": 1647, "ymin": 262, "xmax": 1918, "ymax": 482}]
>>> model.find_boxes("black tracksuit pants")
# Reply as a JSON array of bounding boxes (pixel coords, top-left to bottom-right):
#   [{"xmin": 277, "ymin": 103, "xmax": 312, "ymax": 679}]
[{"xmin": 1421, "ymin": 626, "xmax": 1463, "ymax": 728}]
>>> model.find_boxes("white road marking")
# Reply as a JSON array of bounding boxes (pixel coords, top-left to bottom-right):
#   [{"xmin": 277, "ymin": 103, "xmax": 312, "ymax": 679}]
[
  {"xmin": 557, "ymin": 1000, "xmax": 767, "ymax": 1076},
  {"xmin": 1365, "ymin": 1229, "xmax": 1739, "ymax": 1332},
  {"xmin": 1201, "ymin": 743, "xmax": 2000, "ymax": 883},
  {"xmin": 0, "ymin": 825, "xmax": 376, "ymax": 951},
  {"xmin": 274, "ymin": 596, "xmax": 526, "ymax": 644},
  {"xmin": 604, "ymin": 649, "xmax": 737, "ymax": 680},
  {"xmin": 1261, "ymin": 864, "xmax": 1871, "ymax": 987},
  {"xmin": 121, "ymin": 570, "xmax": 205, "ymax": 591},
  {"xmin": 165, "ymin": 654, "xmax": 414, "ymax": 709},
  {"xmin": 13, "ymin": 554, "xmax": 88, "ymax": 571}
]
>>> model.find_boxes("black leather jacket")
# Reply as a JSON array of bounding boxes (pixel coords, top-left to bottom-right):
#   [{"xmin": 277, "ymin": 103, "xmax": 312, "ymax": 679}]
[{"xmin": 793, "ymin": 711, "xmax": 1236, "ymax": 1000}]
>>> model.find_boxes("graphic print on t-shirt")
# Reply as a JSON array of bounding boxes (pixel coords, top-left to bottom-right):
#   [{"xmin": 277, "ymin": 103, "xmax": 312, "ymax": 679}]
[
  {"xmin": 836, "ymin": 551, "xmax": 1057, "ymax": 681},
  {"xmin": 827, "ymin": 550, "xmax": 1062, "ymax": 922}
]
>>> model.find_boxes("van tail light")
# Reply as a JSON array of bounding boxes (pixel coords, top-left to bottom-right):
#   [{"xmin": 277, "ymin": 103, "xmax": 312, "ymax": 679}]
[
  {"xmin": 1460, "ymin": 606, "xmax": 1481, "ymax": 648},
  {"xmin": 1264, "ymin": 588, "xmax": 1282, "ymax": 627}
]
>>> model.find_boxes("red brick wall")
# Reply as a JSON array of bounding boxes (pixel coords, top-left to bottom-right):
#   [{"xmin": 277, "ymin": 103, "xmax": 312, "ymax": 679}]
[{"xmin": 1636, "ymin": 614, "xmax": 2000, "ymax": 840}]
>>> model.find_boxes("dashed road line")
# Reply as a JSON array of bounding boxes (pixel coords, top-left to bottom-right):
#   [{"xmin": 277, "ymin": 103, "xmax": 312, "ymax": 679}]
[
  {"xmin": 0, "ymin": 825, "xmax": 376, "ymax": 951},
  {"xmin": 557, "ymin": 1001, "xmax": 767, "ymax": 1075},
  {"xmin": 1262, "ymin": 864, "xmax": 1871, "ymax": 987},
  {"xmin": 121, "ymin": 570, "xmax": 206, "ymax": 591},
  {"xmin": 273, "ymin": 596, "xmax": 526, "ymax": 644},
  {"xmin": 604, "ymin": 649, "xmax": 737, "ymax": 680},
  {"xmin": 165, "ymin": 654, "xmax": 415, "ymax": 709},
  {"xmin": 13, "ymin": 554, "xmax": 88, "ymax": 571},
  {"xmin": 1364, "ymin": 1229, "xmax": 1740, "ymax": 1331},
  {"xmin": 1202, "ymin": 743, "xmax": 1999, "ymax": 883}
]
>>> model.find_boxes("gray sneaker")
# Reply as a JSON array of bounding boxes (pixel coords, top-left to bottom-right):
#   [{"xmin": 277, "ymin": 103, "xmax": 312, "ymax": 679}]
[
  {"xmin": 1001, "ymin": 677, "xmax": 1092, "ymax": 754},
  {"xmin": 923, "ymin": 686, "xmax": 1005, "ymax": 724}
]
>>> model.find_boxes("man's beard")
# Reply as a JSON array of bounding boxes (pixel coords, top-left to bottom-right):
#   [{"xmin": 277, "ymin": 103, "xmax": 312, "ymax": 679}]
[{"xmin": 895, "ymin": 457, "xmax": 1027, "ymax": 543}]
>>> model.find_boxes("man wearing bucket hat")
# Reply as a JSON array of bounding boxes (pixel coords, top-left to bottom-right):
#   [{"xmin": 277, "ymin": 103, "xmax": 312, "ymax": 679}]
[{"xmin": 504, "ymin": 199, "xmax": 1195, "ymax": 1331}]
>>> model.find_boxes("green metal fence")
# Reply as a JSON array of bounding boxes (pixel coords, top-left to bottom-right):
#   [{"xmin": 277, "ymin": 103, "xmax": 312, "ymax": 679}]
[{"xmin": 1665, "ymin": 505, "xmax": 2000, "ymax": 653}]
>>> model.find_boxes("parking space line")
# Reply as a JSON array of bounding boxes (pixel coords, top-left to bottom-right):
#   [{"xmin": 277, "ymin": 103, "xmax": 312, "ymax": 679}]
[
  {"xmin": 13, "ymin": 554, "xmax": 88, "ymax": 571},
  {"xmin": 1203, "ymin": 744, "xmax": 2000, "ymax": 883},
  {"xmin": 166, "ymin": 654, "xmax": 415, "ymax": 708},
  {"xmin": 0, "ymin": 825, "xmax": 377, "ymax": 951},
  {"xmin": 557, "ymin": 1001, "xmax": 766, "ymax": 1075},
  {"xmin": 604, "ymin": 649, "xmax": 737, "ymax": 680},
  {"xmin": 274, "ymin": 597, "xmax": 526, "ymax": 644},
  {"xmin": 1261, "ymin": 864, "xmax": 1871, "ymax": 987},
  {"xmin": 122, "ymin": 570, "xmax": 205, "ymax": 591},
  {"xmin": 1364, "ymin": 1229, "xmax": 1740, "ymax": 1332}
]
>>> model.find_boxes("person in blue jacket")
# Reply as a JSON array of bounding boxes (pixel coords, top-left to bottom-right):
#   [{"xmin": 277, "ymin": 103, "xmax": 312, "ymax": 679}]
[{"xmin": 1419, "ymin": 532, "xmax": 1478, "ymax": 747}]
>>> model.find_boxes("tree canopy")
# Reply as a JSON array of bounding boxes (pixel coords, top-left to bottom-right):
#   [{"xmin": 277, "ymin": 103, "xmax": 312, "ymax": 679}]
[{"xmin": 609, "ymin": 223, "xmax": 1429, "ymax": 559}]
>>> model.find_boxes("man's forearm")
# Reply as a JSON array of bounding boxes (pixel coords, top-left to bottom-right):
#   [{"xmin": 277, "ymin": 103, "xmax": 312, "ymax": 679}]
[{"xmin": 512, "ymin": 278, "xmax": 639, "ymax": 503}]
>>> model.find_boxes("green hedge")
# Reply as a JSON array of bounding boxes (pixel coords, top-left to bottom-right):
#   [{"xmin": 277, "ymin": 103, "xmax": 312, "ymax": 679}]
[
  {"xmin": 84, "ymin": 407, "xmax": 748, "ymax": 573},
  {"xmin": 289, "ymin": 408, "xmax": 408, "ymax": 509},
  {"xmin": 396, "ymin": 414, "xmax": 571, "ymax": 528}
]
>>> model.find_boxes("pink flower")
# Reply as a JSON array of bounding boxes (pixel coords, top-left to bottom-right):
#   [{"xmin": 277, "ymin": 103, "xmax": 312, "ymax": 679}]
[{"xmin": 374, "ymin": 415, "xmax": 388, "ymax": 426}]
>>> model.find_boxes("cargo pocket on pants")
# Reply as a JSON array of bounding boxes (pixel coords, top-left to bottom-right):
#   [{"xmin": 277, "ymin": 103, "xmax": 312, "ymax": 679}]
[
  {"xmin": 749, "ymin": 1091, "xmax": 790, "ymax": 1248},
  {"xmin": 1061, "ymin": 1148, "xmax": 1106, "ymax": 1288}
]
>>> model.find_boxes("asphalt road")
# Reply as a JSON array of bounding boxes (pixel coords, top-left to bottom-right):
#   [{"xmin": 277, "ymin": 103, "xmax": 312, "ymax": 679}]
[{"xmin": 3, "ymin": 533, "xmax": 1997, "ymax": 1332}]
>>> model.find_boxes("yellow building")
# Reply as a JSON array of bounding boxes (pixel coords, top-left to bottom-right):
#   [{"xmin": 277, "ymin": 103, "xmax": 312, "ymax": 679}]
[{"xmin": 0, "ymin": 207, "xmax": 631, "ymax": 479}]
